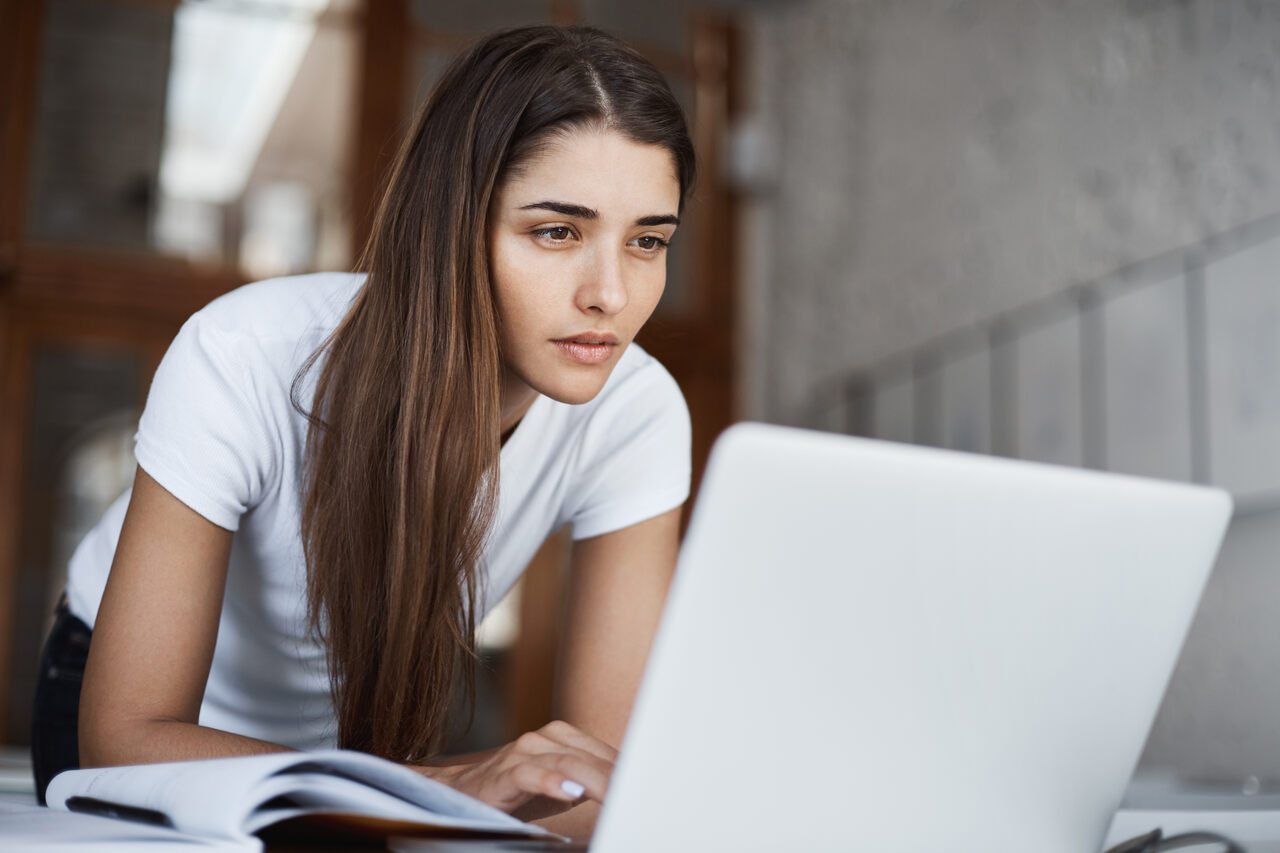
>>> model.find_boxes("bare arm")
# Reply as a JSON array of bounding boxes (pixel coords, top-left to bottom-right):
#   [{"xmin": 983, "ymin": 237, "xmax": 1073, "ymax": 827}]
[
  {"xmin": 80, "ymin": 466, "xmax": 669, "ymax": 832},
  {"xmin": 532, "ymin": 506, "xmax": 683, "ymax": 837},
  {"xmin": 79, "ymin": 467, "xmax": 291, "ymax": 766}
]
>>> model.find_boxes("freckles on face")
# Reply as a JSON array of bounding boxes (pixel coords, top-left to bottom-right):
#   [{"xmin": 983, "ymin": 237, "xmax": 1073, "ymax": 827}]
[{"xmin": 488, "ymin": 127, "xmax": 682, "ymax": 406}]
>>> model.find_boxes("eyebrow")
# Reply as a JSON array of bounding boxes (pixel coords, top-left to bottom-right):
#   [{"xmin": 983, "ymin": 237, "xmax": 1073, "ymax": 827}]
[{"xmin": 519, "ymin": 201, "xmax": 679, "ymax": 227}]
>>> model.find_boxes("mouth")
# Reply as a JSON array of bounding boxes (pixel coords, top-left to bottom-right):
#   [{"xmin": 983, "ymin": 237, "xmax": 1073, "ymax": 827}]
[{"xmin": 552, "ymin": 333, "xmax": 619, "ymax": 365}]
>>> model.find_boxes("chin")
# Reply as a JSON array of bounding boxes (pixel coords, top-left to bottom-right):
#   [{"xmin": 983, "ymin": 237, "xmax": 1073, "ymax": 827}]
[
  {"xmin": 530, "ymin": 367, "xmax": 614, "ymax": 406},
  {"xmin": 540, "ymin": 379, "xmax": 609, "ymax": 406}
]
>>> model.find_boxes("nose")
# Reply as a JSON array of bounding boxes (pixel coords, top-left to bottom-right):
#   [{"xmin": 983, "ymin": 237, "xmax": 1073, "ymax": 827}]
[{"xmin": 575, "ymin": 247, "xmax": 629, "ymax": 316}]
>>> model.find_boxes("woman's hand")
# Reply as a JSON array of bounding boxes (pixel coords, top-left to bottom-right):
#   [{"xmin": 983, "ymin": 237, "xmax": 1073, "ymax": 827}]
[{"xmin": 417, "ymin": 720, "xmax": 617, "ymax": 821}]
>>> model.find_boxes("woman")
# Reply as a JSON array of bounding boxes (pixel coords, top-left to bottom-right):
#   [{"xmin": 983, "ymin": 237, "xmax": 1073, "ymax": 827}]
[{"xmin": 31, "ymin": 25, "xmax": 695, "ymax": 837}]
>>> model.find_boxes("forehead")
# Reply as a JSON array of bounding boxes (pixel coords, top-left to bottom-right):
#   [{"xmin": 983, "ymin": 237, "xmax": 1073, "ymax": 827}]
[{"xmin": 500, "ymin": 128, "xmax": 681, "ymax": 215}]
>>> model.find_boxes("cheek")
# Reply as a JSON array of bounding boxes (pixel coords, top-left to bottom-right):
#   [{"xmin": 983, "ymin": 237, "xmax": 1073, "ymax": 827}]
[
  {"xmin": 494, "ymin": 282, "xmax": 574, "ymax": 369},
  {"xmin": 495, "ymin": 284, "xmax": 542, "ymax": 346},
  {"xmin": 491, "ymin": 243, "xmax": 549, "ymax": 337},
  {"xmin": 500, "ymin": 271, "xmax": 560, "ymax": 323}
]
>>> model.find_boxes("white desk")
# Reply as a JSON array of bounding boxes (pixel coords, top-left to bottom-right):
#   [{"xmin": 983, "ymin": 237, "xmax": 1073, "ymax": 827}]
[{"xmin": 1105, "ymin": 786, "xmax": 1280, "ymax": 851}]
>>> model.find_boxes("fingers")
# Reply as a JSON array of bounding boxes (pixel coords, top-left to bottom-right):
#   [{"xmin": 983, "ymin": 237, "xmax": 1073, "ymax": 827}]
[
  {"xmin": 529, "ymin": 720, "xmax": 620, "ymax": 765},
  {"xmin": 439, "ymin": 722, "xmax": 619, "ymax": 818},
  {"xmin": 506, "ymin": 730, "xmax": 612, "ymax": 802},
  {"xmin": 508, "ymin": 752, "xmax": 607, "ymax": 804}
]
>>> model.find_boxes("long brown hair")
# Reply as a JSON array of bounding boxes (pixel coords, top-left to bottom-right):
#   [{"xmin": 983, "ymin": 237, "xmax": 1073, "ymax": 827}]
[{"xmin": 294, "ymin": 26, "xmax": 696, "ymax": 761}]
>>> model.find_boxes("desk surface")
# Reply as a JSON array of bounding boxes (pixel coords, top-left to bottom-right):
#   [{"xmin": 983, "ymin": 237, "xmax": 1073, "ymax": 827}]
[{"xmin": 8, "ymin": 793, "xmax": 1280, "ymax": 852}]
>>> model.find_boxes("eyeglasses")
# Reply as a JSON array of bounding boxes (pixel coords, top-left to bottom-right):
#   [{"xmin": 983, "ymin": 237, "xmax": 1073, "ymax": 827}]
[{"xmin": 1105, "ymin": 828, "xmax": 1245, "ymax": 853}]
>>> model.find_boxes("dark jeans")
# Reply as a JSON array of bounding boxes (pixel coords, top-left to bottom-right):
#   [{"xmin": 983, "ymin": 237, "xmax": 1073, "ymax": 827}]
[{"xmin": 31, "ymin": 595, "xmax": 91, "ymax": 805}]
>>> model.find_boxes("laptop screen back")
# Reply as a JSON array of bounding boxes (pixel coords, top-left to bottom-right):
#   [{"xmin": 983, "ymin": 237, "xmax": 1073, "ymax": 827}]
[{"xmin": 592, "ymin": 423, "xmax": 1231, "ymax": 853}]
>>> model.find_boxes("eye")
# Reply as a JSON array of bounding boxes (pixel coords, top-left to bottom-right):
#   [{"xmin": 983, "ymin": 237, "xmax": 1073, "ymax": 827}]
[
  {"xmin": 532, "ymin": 225, "xmax": 576, "ymax": 244},
  {"xmin": 632, "ymin": 235, "xmax": 670, "ymax": 253}
]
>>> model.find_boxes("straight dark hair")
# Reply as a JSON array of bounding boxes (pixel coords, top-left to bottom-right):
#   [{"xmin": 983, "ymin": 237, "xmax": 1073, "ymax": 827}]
[{"xmin": 294, "ymin": 25, "xmax": 696, "ymax": 762}]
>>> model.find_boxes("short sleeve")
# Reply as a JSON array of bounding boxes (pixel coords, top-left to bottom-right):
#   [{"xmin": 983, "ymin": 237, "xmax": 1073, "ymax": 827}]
[
  {"xmin": 565, "ymin": 361, "xmax": 692, "ymax": 540},
  {"xmin": 134, "ymin": 313, "xmax": 278, "ymax": 531}
]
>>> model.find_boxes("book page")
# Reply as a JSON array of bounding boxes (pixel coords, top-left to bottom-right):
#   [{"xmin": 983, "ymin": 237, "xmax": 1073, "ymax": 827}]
[
  {"xmin": 0, "ymin": 800, "xmax": 251, "ymax": 851},
  {"xmin": 272, "ymin": 751, "xmax": 533, "ymax": 828},
  {"xmin": 45, "ymin": 750, "xmax": 547, "ymax": 842},
  {"xmin": 241, "ymin": 771, "xmax": 537, "ymax": 835},
  {"xmin": 47, "ymin": 756, "xmax": 287, "ymax": 841}
]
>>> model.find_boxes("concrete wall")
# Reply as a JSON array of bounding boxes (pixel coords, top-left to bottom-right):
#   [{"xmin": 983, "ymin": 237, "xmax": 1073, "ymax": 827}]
[
  {"xmin": 740, "ymin": 0, "xmax": 1280, "ymax": 786},
  {"xmin": 1143, "ymin": 504, "xmax": 1280, "ymax": 784},
  {"xmin": 741, "ymin": 0, "xmax": 1280, "ymax": 422}
]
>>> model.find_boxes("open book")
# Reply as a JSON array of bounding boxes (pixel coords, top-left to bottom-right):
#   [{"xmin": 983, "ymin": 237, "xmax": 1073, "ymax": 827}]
[{"xmin": 43, "ymin": 750, "xmax": 557, "ymax": 850}]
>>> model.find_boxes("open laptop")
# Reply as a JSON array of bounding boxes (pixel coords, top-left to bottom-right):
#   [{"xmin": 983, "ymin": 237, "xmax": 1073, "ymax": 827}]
[{"xmin": 406, "ymin": 423, "xmax": 1234, "ymax": 852}]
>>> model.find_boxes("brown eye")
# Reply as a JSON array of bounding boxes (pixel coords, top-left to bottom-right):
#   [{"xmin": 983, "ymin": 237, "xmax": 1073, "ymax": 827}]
[
  {"xmin": 534, "ymin": 226, "xmax": 574, "ymax": 242},
  {"xmin": 633, "ymin": 235, "xmax": 669, "ymax": 252}
]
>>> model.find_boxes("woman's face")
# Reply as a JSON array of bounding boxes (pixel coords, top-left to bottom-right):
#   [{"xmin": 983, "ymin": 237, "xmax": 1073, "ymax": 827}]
[{"xmin": 488, "ymin": 126, "xmax": 681, "ymax": 408}]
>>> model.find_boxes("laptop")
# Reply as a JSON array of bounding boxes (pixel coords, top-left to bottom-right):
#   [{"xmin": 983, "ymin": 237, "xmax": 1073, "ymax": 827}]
[
  {"xmin": 597, "ymin": 423, "xmax": 1231, "ymax": 852},
  {"xmin": 404, "ymin": 423, "xmax": 1234, "ymax": 852}
]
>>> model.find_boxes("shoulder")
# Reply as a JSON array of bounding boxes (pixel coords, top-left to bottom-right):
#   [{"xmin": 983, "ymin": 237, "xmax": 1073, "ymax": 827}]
[
  {"xmin": 133, "ymin": 273, "xmax": 366, "ymax": 524},
  {"xmin": 187, "ymin": 272, "xmax": 364, "ymax": 346},
  {"xmin": 163, "ymin": 272, "xmax": 364, "ymax": 387}
]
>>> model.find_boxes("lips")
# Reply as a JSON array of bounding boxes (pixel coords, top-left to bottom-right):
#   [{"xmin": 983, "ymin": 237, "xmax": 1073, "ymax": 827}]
[{"xmin": 553, "ymin": 333, "xmax": 619, "ymax": 365}]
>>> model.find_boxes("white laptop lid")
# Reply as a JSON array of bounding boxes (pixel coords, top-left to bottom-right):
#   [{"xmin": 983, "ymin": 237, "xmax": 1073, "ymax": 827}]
[{"xmin": 591, "ymin": 423, "xmax": 1232, "ymax": 853}]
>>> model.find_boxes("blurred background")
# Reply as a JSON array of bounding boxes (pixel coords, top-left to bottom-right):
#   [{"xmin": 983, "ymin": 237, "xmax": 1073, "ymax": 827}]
[{"xmin": 0, "ymin": 0, "xmax": 1278, "ymax": 800}]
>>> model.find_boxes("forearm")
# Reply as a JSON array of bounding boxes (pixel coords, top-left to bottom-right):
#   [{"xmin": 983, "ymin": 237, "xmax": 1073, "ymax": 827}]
[{"xmin": 79, "ymin": 717, "xmax": 291, "ymax": 768}]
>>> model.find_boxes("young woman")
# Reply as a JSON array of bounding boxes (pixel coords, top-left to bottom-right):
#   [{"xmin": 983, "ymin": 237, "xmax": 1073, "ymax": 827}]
[{"xmin": 31, "ymin": 25, "xmax": 696, "ymax": 837}]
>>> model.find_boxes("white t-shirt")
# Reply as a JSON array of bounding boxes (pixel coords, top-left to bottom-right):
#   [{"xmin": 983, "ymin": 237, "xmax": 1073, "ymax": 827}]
[{"xmin": 65, "ymin": 271, "xmax": 691, "ymax": 750}]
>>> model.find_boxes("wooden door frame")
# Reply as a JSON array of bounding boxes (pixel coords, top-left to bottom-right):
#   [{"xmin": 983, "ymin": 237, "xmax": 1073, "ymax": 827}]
[{"xmin": 0, "ymin": 0, "xmax": 47, "ymax": 738}]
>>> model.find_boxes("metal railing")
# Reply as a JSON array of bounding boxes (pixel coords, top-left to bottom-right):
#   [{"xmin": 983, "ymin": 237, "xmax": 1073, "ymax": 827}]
[{"xmin": 801, "ymin": 211, "xmax": 1280, "ymax": 517}]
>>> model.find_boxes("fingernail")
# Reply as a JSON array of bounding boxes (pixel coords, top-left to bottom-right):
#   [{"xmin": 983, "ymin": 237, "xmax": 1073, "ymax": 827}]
[{"xmin": 561, "ymin": 780, "xmax": 586, "ymax": 798}]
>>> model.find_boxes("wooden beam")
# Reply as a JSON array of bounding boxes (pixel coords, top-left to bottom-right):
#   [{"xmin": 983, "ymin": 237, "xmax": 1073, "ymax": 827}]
[
  {"xmin": 0, "ymin": 0, "xmax": 43, "ymax": 741},
  {"xmin": 0, "ymin": 0, "xmax": 42, "ymax": 260},
  {"xmin": 15, "ymin": 247, "xmax": 245, "ymax": 320},
  {"xmin": 0, "ymin": 306, "xmax": 30, "ymax": 739},
  {"xmin": 350, "ymin": 0, "xmax": 409, "ymax": 262}
]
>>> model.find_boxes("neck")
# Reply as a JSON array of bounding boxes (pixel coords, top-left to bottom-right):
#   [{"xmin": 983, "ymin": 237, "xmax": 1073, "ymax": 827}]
[{"xmin": 499, "ymin": 367, "xmax": 537, "ymax": 439}]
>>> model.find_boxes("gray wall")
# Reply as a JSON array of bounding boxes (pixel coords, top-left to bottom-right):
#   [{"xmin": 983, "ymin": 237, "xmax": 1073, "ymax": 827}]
[
  {"xmin": 1144, "ymin": 504, "xmax": 1280, "ymax": 784},
  {"xmin": 741, "ymin": 0, "xmax": 1280, "ymax": 422},
  {"xmin": 739, "ymin": 0, "xmax": 1280, "ymax": 787}
]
